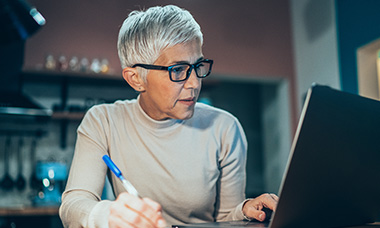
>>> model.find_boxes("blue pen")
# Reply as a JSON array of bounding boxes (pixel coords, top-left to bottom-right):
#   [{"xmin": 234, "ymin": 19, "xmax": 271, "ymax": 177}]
[
  {"xmin": 103, "ymin": 155, "xmax": 169, "ymax": 228},
  {"xmin": 102, "ymin": 155, "xmax": 140, "ymax": 198}
]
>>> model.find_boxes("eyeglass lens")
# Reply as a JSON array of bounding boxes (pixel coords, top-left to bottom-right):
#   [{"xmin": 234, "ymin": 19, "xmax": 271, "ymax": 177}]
[{"xmin": 169, "ymin": 61, "xmax": 211, "ymax": 82}]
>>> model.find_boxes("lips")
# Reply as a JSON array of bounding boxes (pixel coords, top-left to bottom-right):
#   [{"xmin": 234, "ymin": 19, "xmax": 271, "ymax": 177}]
[
  {"xmin": 178, "ymin": 97, "xmax": 195, "ymax": 105},
  {"xmin": 180, "ymin": 97, "xmax": 194, "ymax": 102}
]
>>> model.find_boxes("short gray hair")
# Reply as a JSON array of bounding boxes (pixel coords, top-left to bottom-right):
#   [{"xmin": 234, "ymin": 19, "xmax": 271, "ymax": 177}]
[{"xmin": 117, "ymin": 5, "xmax": 203, "ymax": 81}]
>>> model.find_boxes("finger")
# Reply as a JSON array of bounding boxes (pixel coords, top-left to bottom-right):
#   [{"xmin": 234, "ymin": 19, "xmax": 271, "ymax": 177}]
[
  {"xmin": 109, "ymin": 201, "xmax": 140, "ymax": 228},
  {"xmin": 119, "ymin": 193, "xmax": 155, "ymax": 215},
  {"xmin": 143, "ymin": 197, "xmax": 162, "ymax": 213},
  {"xmin": 109, "ymin": 214, "xmax": 139, "ymax": 228},
  {"xmin": 111, "ymin": 193, "xmax": 158, "ymax": 228},
  {"xmin": 121, "ymin": 195, "xmax": 159, "ymax": 227},
  {"xmin": 122, "ymin": 207, "xmax": 156, "ymax": 228},
  {"xmin": 143, "ymin": 198, "xmax": 167, "ymax": 228},
  {"xmin": 121, "ymin": 193, "xmax": 166, "ymax": 228},
  {"xmin": 121, "ymin": 195, "xmax": 162, "ymax": 219},
  {"xmin": 111, "ymin": 203, "xmax": 156, "ymax": 228},
  {"xmin": 244, "ymin": 205, "xmax": 267, "ymax": 222},
  {"xmin": 243, "ymin": 194, "xmax": 279, "ymax": 222},
  {"xmin": 259, "ymin": 193, "xmax": 278, "ymax": 211},
  {"xmin": 269, "ymin": 193, "xmax": 279, "ymax": 202}
]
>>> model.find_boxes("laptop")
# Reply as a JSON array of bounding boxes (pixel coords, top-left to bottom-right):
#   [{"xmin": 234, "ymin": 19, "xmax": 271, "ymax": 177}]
[{"xmin": 173, "ymin": 84, "xmax": 380, "ymax": 228}]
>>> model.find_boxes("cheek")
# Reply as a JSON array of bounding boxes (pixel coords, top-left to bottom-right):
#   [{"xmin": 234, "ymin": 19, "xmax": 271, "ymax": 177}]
[
  {"xmin": 164, "ymin": 85, "xmax": 183, "ymax": 103},
  {"xmin": 160, "ymin": 80, "xmax": 182, "ymax": 93},
  {"xmin": 151, "ymin": 82, "xmax": 183, "ymax": 103}
]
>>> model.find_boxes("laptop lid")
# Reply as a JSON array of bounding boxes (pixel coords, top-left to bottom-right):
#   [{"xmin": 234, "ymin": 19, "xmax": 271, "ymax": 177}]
[{"xmin": 269, "ymin": 84, "xmax": 380, "ymax": 228}]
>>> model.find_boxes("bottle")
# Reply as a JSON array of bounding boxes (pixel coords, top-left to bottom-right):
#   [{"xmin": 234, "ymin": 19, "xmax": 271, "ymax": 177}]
[
  {"xmin": 45, "ymin": 54, "xmax": 56, "ymax": 70},
  {"xmin": 90, "ymin": 58, "xmax": 101, "ymax": 73},
  {"xmin": 57, "ymin": 55, "xmax": 68, "ymax": 71},
  {"xmin": 100, "ymin": 58, "xmax": 109, "ymax": 74},
  {"xmin": 80, "ymin": 57, "xmax": 89, "ymax": 73},
  {"xmin": 69, "ymin": 56, "xmax": 80, "ymax": 72}
]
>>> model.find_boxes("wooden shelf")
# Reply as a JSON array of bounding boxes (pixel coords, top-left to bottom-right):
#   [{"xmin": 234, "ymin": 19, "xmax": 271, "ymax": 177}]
[
  {"xmin": 0, "ymin": 206, "xmax": 59, "ymax": 217},
  {"xmin": 52, "ymin": 111, "xmax": 85, "ymax": 121},
  {"xmin": 21, "ymin": 69, "xmax": 128, "ymax": 87},
  {"xmin": 22, "ymin": 69, "xmax": 123, "ymax": 81}
]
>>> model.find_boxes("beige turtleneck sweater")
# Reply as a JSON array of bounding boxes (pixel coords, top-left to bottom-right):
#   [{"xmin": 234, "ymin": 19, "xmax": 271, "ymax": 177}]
[{"xmin": 59, "ymin": 97, "xmax": 248, "ymax": 227}]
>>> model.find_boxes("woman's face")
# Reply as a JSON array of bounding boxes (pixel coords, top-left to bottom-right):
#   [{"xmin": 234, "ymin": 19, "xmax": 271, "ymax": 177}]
[{"xmin": 139, "ymin": 39, "xmax": 203, "ymax": 121}]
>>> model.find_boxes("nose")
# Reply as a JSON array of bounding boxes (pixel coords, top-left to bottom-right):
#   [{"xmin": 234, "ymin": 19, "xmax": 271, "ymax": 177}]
[{"xmin": 184, "ymin": 67, "xmax": 201, "ymax": 89}]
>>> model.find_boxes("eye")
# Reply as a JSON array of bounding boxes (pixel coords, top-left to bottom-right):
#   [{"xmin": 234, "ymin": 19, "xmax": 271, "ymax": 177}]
[
  {"xmin": 171, "ymin": 65, "xmax": 187, "ymax": 74},
  {"xmin": 196, "ymin": 63, "xmax": 205, "ymax": 68}
]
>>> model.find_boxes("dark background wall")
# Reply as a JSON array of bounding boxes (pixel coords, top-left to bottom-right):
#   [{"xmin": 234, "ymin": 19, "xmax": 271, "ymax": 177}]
[{"xmin": 0, "ymin": 1, "xmax": 296, "ymax": 215}]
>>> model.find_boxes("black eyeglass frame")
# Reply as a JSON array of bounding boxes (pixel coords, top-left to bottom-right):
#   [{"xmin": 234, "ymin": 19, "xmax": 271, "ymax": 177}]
[{"xmin": 132, "ymin": 59, "xmax": 214, "ymax": 82}]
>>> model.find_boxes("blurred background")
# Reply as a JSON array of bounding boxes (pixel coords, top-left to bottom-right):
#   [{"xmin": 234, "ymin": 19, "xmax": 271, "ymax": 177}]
[{"xmin": 1, "ymin": 0, "xmax": 380, "ymax": 227}]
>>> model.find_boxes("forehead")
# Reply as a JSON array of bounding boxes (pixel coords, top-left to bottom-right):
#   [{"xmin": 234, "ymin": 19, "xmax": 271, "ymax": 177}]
[{"xmin": 155, "ymin": 39, "xmax": 203, "ymax": 65}]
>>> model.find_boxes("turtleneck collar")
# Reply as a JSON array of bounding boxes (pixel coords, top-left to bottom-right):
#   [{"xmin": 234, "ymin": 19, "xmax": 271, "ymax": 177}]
[{"xmin": 133, "ymin": 95, "xmax": 183, "ymax": 130}]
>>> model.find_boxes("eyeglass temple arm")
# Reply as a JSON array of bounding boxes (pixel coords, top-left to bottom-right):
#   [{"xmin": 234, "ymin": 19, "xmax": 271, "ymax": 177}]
[{"xmin": 131, "ymin": 64, "xmax": 168, "ymax": 71}]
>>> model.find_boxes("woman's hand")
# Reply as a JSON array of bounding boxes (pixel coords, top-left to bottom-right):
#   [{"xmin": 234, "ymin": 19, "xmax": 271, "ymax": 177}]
[
  {"xmin": 108, "ymin": 192, "xmax": 167, "ymax": 228},
  {"xmin": 242, "ymin": 193, "xmax": 279, "ymax": 222}
]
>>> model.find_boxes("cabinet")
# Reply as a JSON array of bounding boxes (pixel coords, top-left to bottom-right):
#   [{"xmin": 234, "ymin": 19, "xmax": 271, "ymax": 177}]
[
  {"xmin": 20, "ymin": 70, "xmax": 130, "ymax": 148},
  {"xmin": 21, "ymin": 70, "xmax": 128, "ymax": 120}
]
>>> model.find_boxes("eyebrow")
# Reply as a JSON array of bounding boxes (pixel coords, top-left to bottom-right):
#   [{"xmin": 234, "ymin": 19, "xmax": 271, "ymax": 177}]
[{"xmin": 171, "ymin": 57, "xmax": 205, "ymax": 65}]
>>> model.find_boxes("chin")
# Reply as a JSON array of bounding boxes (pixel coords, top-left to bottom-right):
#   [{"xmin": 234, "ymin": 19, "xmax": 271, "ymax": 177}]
[{"xmin": 176, "ymin": 111, "xmax": 195, "ymax": 120}]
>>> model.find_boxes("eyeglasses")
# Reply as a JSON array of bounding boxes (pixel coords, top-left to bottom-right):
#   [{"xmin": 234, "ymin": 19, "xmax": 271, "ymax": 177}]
[{"xmin": 132, "ymin": 59, "xmax": 213, "ymax": 82}]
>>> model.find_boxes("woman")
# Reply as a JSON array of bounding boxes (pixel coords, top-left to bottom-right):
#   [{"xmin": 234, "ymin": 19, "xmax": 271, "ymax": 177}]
[{"xmin": 59, "ymin": 5, "xmax": 277, "ymax": 228}]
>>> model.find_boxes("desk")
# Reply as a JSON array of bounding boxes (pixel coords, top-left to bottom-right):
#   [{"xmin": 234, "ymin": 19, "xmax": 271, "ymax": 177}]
[
  {"xmin": 0, "ymin": 206, "xmax": 59, "ymax": 216},
  {"xmin": 0, "ymin": 207, "xmax": 62, "ymax": 228},
  {"xmin": 172, "ymin": 221, "xmax": 380, "ymax": 228}
]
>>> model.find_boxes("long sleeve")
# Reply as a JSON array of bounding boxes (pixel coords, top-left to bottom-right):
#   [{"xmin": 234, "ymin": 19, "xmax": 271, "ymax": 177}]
[
  {"xmin": 214, "ymin": 115, "xmax": 248, "ymax": 221},
  {"xmin": 59, "ymin": 106, "xmax": 111, "ymax": 228}
]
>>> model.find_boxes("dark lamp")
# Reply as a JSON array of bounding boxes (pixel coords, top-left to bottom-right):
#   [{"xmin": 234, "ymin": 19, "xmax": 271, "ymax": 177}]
[{"xmin": 0, "ymin": 0, "xmax": 45, "ymax": 44}]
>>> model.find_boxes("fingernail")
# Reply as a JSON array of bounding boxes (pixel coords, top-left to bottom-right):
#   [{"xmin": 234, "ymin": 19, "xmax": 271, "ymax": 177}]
[
  {"xmin": 157, "ymin": 219, "xmax": 167, "ymax": 228},
  {"xmin": 259, "ymin": 213, "xmax": 264, "ymax": 221}
]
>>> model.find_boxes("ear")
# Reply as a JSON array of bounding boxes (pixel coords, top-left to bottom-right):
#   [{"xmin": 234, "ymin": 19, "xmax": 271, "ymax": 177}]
[{"xmin": 122, "ymin": 67, "xmax": 146, "ymax": 92}]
